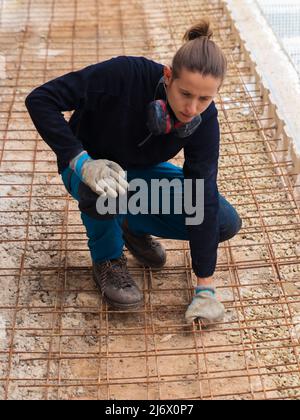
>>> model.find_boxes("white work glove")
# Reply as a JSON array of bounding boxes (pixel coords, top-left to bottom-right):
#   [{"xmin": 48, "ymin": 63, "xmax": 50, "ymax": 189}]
[
  {"xmin": 70, "ymin": 151, "xmax": 129, "ymax": 198},
  {"xmin": 185, "ymin": 286, "xmax": 225, "ymax": 325}
]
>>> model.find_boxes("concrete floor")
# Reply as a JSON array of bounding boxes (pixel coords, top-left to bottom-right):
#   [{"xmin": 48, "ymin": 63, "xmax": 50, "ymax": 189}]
[{"xmin": 0, "ymin": 0, "xmax": 299, "ymax": 400}]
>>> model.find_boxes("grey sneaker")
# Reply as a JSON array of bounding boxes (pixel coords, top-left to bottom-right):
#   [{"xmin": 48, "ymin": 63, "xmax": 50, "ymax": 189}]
[
  {"xmin": 122, "ymin": 219, "xmax": 166, "ymax": 268},
  {"xmin": 92, "ymin": 253, "xmax": 143, "ymax": 309}
]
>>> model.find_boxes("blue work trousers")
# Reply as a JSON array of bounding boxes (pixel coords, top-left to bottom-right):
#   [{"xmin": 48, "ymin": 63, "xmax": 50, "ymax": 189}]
[{"xmin": 61, "ymin": 162, "xmax": 242, "ymax": 264}]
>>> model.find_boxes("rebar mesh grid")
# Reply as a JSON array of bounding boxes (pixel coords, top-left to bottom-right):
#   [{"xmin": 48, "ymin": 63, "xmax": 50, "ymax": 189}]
[{"xmin": 0, "ymin": 0, "xmax": 299, "ymax": 400}]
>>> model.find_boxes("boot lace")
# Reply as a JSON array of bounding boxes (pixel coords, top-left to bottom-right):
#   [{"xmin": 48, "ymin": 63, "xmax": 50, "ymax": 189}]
[{"xmin": 97, "ymin": 254, "xmax": 135, "ymax": 291}]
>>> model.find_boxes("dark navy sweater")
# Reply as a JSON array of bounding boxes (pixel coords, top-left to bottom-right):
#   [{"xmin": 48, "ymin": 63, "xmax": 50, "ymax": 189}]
[{"xmin": 25, "ymin": 56, "xmax": 220, "ymax": 278}]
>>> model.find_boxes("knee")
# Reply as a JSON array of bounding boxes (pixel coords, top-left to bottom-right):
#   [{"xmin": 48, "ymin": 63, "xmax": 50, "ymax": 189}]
[
  {"xmin": 219, "ymin": 211, "xmax": 242, "ymax": 242},
  {"xmin": 78, "ymin": 181, "xmax": 117, "ymax": 220}
]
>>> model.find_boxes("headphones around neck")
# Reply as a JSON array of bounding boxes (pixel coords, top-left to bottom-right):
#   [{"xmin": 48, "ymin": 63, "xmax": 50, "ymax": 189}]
[{"xmin": 137, "ymin": 67, "xmax": 202, "ymax": 147}]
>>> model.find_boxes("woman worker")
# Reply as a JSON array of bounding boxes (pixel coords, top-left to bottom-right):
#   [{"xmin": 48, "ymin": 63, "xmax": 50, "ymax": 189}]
[{"xmin": 25, "ymin": 20, "xmax": 242, "ymax": 324}]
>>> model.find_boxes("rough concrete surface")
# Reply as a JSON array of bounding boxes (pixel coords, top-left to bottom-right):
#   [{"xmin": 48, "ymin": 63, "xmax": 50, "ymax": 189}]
[{"xmin": 0, "ymin": 0, "xmax": 299, "ymax": 400}]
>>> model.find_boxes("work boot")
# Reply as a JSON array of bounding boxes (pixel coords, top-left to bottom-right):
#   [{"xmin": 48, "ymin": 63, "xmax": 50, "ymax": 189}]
[
  {"xmin": 92, "ymin": 253, "xmax": 143, "ymax": 309},
  {"xmin": 122, "ymin": 219, "xmax": 166, "ymax": 268}
]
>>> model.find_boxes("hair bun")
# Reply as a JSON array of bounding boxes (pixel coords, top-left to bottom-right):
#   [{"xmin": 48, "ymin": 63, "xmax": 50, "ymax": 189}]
[{"xmin": 183, "ymin": 19, "xmax": 213, "ymax": 42}]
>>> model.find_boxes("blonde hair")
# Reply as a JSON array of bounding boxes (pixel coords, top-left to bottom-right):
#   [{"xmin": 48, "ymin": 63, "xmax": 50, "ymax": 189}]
[{"xmin": 172, "ymin": 19, "xmax": 227, "ymax": 83}]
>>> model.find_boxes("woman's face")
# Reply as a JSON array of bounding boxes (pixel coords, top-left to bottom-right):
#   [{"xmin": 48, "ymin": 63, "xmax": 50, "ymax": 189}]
[{"xmin": 165, "ymin": 67, "xmax": 221, "ymax": 123}]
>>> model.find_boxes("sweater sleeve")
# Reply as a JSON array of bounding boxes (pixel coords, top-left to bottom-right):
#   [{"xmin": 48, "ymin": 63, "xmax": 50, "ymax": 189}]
[
  {"xmin": 25, "ymin": 57, "xmax": 129, "ymax": 173},
  {"xmin": 183, "ymin": 103, "xmax": 220, "ymax": 278}
]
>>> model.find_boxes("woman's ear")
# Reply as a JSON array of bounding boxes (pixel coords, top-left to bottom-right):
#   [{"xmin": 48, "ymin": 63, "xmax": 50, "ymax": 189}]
[{"xmin": 163, "ymin": 66, "xmax": 172, "ymax": 86}]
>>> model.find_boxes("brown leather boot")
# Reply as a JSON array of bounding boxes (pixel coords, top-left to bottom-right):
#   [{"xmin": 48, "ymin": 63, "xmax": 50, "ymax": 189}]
[
  {"xmin": 122, "ymin": 219, "xmax": 166, "ymax": 268},
  {"xmin": 92, "ymin": 253, "xmax": 143, "ymax": 309}
]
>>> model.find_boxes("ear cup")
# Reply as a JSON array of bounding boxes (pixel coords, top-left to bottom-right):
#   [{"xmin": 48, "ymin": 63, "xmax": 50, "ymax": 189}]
[
  {"xmin": 146, "ymin": 99, "xmax": 202, "ymax": 139},
  {"xmin": 175, "ymin": 114, "xmax": 202, "ymax": 138},
  {"xmin": 146, "ymin": 99, "xmax": 174, "ymax": 135}
]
